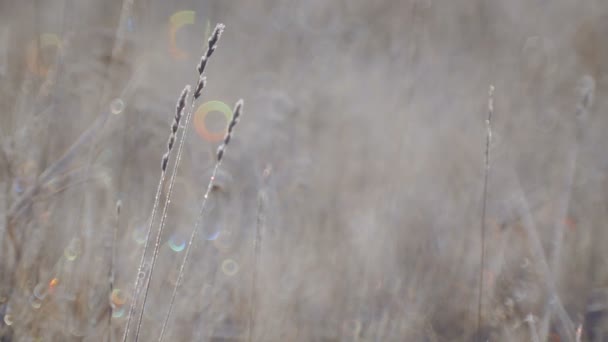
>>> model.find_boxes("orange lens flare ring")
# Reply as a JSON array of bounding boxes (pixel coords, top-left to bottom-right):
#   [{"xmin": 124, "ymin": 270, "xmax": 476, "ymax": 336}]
[
  {"xmin": 168, "ymin": 10, "xmax": 195, "ymax": 60},
  {"xmin": 48, "ymin": 278, "xmax": 59, "ymax": 294},
  {"xmin": 194, "ymin": 101, "xmax": 233, "ymax": 143},
  {"xmin": 26, "ymin": 33, "xmax": 62, "ymax": 77}
]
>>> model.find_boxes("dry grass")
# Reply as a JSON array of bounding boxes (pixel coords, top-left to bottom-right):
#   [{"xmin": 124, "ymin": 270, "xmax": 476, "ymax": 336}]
[{"xmin": 2, "ymin": 0, "xmax": 608, "ymax": 341}]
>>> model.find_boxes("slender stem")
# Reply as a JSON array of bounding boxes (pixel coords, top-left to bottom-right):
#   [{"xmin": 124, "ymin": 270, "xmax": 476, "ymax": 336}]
[
  {"xmin": 121, "ymin": 169, "xmax": 167, "ymax": 342},
  {"xmin": 477, "ymin": 85, "xmax": 493, "ymax": 341},
  {"xmin": 509, "ymin": 167, "xmax": 575, "ymax": 340},
  {"xmin": 539, "ymin": 75, "xmax": 593, "ymax": 340},
  {"xmin": 157, "ymin": 162, "xmax": 222, "ymax": 341},
  {"xmin": 158, "ymin": 99, "xmax": 242, "ymax": 341},
  {"xmin": 248, "ymin": 166, "xmax": 270, "ymax": 342},
  {"xmin": 109, "ymin": 201, "xmax": 121, "ymax": 339},
  {"xmin": 135, "ymin": 24, "xmax": 225, "ymax": 342},
  {"xmin": 134, "ymin": 111, "xmax": 187, "ymax": 341},
  {"xmin": 124, "ymin": 82, "xmax": 190, "ymax": 342}
]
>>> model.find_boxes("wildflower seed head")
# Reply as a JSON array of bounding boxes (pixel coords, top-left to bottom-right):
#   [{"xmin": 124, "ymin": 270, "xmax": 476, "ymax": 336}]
[
  {"xmin": 231, "ymin": 99, "xmax": 243, "ymax": 122},
  {"xmin": 198, "ymin": 23, "xmax": 225, "ymax": 75},
  {"xmin": 216, "ymin": 145, "xmax": 225, "ymax": 161},
  {"xmin": 194, "ymin": 76, "xmax": 207, "ymax": 100},
  {"xmin": 167, "ymin": 135, "xmax": 175, "ymax": 151},
  {"xmin": 164, "ymin": 85, "xmax": 191, "ymax": 168},
  {"xmin": 161, "ymin": 152, "xmax": 170, "ymax": 171},
  {"xmin": 176, "ymin": 85, "xmax": 190, "ymax": 122},
  {"xmin": 228, "ymin": 99, "xmax": 243, "ymax": 134},
  {"xmin": 208, "ymin": 23, "xmax": 225, "ymax": 52},
  {"xmin": 198, "ymin": 57, "xmax": 208, "ymax": 76},
  {"xmin": 216, "ymin": 100, "xmax": 244, "ymax": 162},
  {"xmin": 228, "ymin": 120, "xmax": 238, "ymax": 133}
]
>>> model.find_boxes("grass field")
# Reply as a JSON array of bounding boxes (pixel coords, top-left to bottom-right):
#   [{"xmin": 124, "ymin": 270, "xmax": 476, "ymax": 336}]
[{"xmin": 1, "ymin": 1, "xmax": 608, "ymax": 341}]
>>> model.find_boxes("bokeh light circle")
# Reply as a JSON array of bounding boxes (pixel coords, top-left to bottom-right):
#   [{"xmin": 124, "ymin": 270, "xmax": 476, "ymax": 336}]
[
  {"xmin": 110, "ymin": 289, "xmax": 127, "ymax": 307},
  {"xmin": 205, "ymin": 230, "xmax": 220, "ymax": 241},
  {"xmin": 33, "ymin": 283, "xmax": 48, "ymax": 300},
  {"xmin": 112, "ymin": 306, "xmax": 126, "ymax": 318},
  {"xmin": 132, "ymin": 224, "xmax": 147, "ymax": 245},
  {"xmin": 110, "ymin": 98, "xmax": 125, "ymax": 115},
  {"xmin": 168, "ymin": 10, "xmax": 195, "ymax": 60},
  {"xmin": 48, "ymin": 278, "xmax": 59, "ymax": 294},
  {"xmin": 221, "ymin": 259, "xmax": 239, "ymax": 276},
  {"xmin": 29, "ymin": 295, "xmax": 42, "ymax": 310},
  {"xmin": 26, "ymin": 33, "xmax": 62, "ymax": 77},
  {"xmin": 194, "ymin": 101, "xmax": 233, "ymax": 142},
  {"xmin": 168, "ymin": 234, "xmax": 186, "ymax": 252},
  {"xmin": 64, "ymin": 238, "xmax": 82, "ymax": 261}
]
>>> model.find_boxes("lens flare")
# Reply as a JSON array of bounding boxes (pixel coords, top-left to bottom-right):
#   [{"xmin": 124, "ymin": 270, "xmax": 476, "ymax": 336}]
[
  {"xmin": 194, "ymin": 101, "xmax": 233, "ymax": 142},
  {"xmin": 26, "ymin": 33, "xmax": 61, "ymax": 77},
  {"xmin": 168, "ymin": 234, "xmax": 186, "ymax": 252},
  {"xmin": 132, "ymin": 224, "xmax": 147, "ymax": 245},
  {"xmin": 110, "ymin": 98, "xmax": 125, "ymax": 115},
  {"xmin": 48, "ymin": 278, "xmax": 59, "ymax": 294},
  {"xmin": 112, "ymin": 306, "xmax": 126, "ymax": 318},
  {"xmin": 221, "ymin": 259, "xmax": 239, "ymax": 276},
  {"xmin": 110, "ymin": 289, "xmax": 127, "ymax": 307},
  {"xmin": 64, "ymin": 238, "xmax": 82, "ymax": 261},
  {"xmin": 205, "ymin": 230, "xmax": 220, "ymax": 241},
  {"xmin": 169, "ymin": 10, "xmax": 195, "ymax": 60},
  {"xmin": 33, "ymin": 283, "xmax": 48, "ymax": 300},
  {"xmin": 29, "ymin": 295, "xmax": 42, "ymax": 310}
]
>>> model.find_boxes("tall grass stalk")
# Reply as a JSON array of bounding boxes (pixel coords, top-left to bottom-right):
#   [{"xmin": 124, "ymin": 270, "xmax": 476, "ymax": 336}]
[
  {"xmin": 121, "ymin": 85, "xmax": 190, "ymax": 342},
  {"xmin": 476, "ymin": 85, "xmax": 493, "ymax": 341},
  {"xmin": 539, "ymin": 75, "xmax": 594, "ymax": 340},
  {"xmin": 509, "ymin": 168, "xmax": 575, "ymax": 340},
  {"xmin": 158, "ymin": 99, "xmax": 243, "ymax": 342},
  {"xmin": 133, "ymin": 23, "xmax": 226, "ymax": 342},
  {"xmin": 248, "ymin": 164, "xmax": 271, "ymax": 342}
]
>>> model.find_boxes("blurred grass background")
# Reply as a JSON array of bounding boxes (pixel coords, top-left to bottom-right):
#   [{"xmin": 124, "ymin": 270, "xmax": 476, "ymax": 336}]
[{"xmin": 1, "ymin": 0, "xmax": 608, "ymax": 341}]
